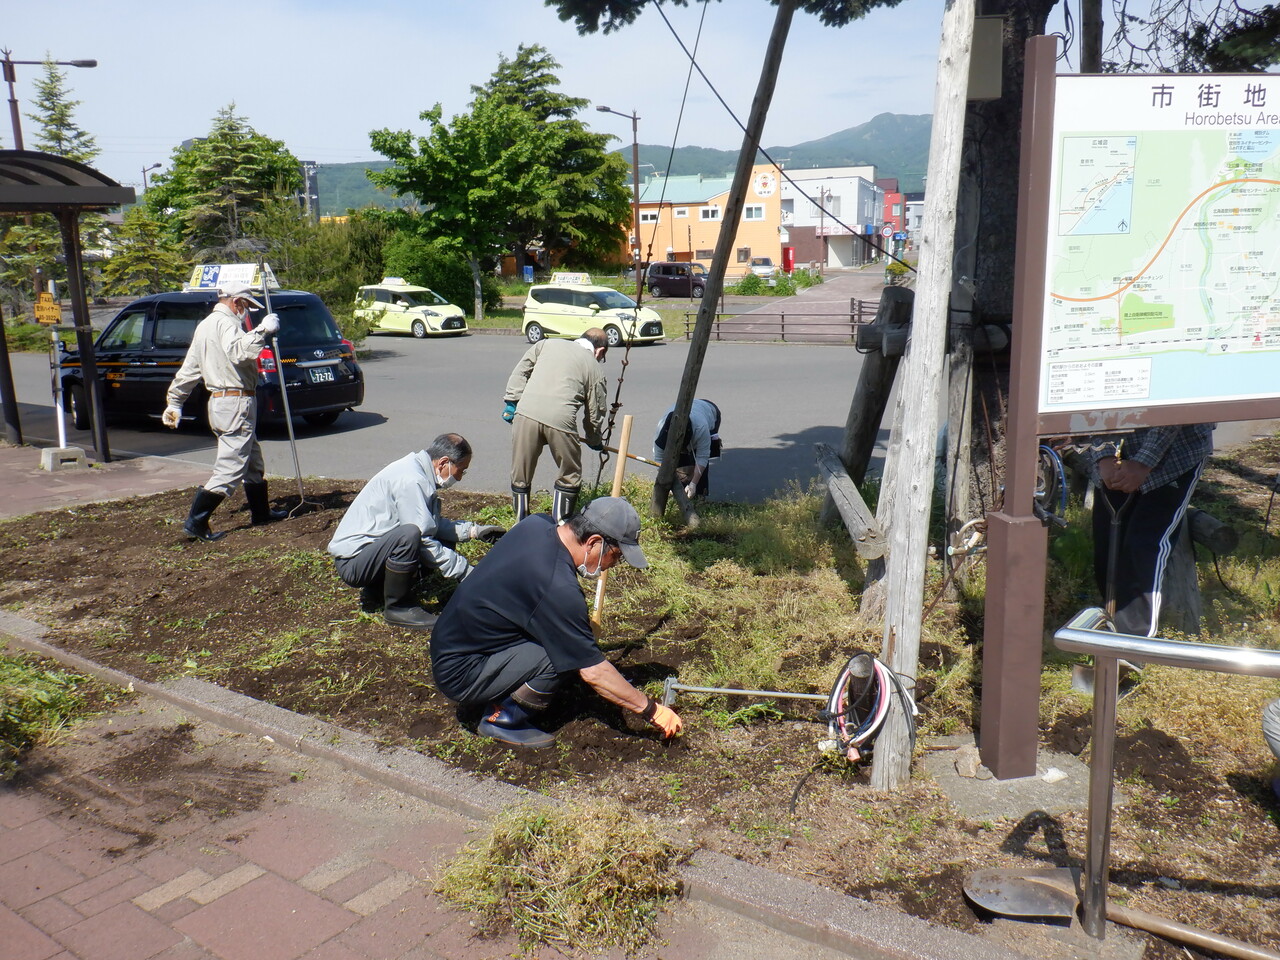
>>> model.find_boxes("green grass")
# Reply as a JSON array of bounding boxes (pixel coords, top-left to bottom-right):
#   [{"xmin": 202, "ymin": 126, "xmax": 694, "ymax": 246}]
[
  {"xmin": 468, "ymin": 307, "xmax": 524, "ymax": 330},
  {"xmin": 0, "ymin": 653, "xmax": 89, "ymax": 779}
]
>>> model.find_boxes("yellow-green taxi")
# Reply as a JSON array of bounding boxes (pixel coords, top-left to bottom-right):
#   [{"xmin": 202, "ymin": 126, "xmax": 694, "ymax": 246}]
[
  {"xmin": 521, "ymin": 284, "xmax": 664, "ymax": 346},
  {"xmin": 354, "ymin": 278, "xmax": 467, "ymax": 338}
]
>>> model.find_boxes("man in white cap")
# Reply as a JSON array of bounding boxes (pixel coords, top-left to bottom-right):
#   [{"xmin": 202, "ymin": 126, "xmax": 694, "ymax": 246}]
[
  {"xmin": 162, "ymin": 281, "xmax": 285, "ymax": 541},
  {"xmin": 430, "ymin": 496, "xmax": 683, "ymax": 748}
]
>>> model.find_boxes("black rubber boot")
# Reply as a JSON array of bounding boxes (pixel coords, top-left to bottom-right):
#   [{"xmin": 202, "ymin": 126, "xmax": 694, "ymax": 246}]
[
  {"xmin": 511, "ymin": 486, "xmax": 530, "ymax": 523},
  {"xmin": 552, "ymin": 485, "xmax": 579, "ymax": 523},
  {"xmin": 359, "ymin": 584, "xmax": 383, "ymax": 612},
  {"xmin": 382, "ymin": 567, "xmax": 436, "ymax": 631},
  {"xmin": 477, "ymin": 697, "xmax": 555, "ymax": 749},
  {"xmin": 183, "ymin": 487, "xmax": 227, "ymax": 542},
  {"xmin": 244, "ymin": 481, "xmax": 288, "ymax": 525}
]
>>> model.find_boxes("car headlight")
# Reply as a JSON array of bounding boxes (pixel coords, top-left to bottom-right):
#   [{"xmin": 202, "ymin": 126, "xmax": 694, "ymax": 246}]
[{"xmin": 423, "ymin": 310, "xmax": 440, "ymax": 317}]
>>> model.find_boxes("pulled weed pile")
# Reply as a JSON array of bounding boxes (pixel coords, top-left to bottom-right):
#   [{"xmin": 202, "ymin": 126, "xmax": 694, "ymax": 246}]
[
  {"xmin": 0, "ymin": 652, "xmax": 89, "ymax": 779},
  {"xmin": 436, "ymin": 802, "xmax": 689, "ymax": 954}
]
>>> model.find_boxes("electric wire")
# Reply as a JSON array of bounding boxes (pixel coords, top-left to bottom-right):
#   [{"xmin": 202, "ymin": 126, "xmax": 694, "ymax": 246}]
[
  {"xmin": 642, "ymin": 0, "xmax": 709, "ymax": 267},
  {"xmin": 652, "ymin": 1, "xmax": 916, "ymax": 273}
]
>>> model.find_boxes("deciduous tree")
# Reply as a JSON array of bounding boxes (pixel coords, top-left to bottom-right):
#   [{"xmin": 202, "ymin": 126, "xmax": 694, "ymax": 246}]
[{"xmin": 369, "ymin": 98, "xmax": 548, "ymax": 320}]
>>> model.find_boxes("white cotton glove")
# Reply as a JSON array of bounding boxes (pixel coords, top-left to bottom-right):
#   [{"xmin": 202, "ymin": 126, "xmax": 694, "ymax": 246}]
[
  {"xmin": 161, "ymin": 406, "xmax": 181, "ymax": 429},
  {"xmin": 683, "ymin": 482, "xmax": 697, "ymax": 500},
  {"xmin": 257, "ymin": 313, "xmax": 280, "ymax": 337}
]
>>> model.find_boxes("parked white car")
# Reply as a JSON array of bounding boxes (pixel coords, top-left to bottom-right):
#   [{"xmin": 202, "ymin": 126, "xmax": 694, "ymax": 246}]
[{"xmin": 522, "ymin": 284, "xmax": 664, "ymax": 346}]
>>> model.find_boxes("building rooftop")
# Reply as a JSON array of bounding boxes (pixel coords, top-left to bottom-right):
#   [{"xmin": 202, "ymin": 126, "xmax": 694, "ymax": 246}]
[{"xmin": 637, "ymin": 173, "xmax": 734, "ymax": 205}]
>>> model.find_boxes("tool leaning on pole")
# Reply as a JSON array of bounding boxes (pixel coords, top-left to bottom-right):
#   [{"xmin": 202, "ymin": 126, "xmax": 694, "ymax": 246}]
[{"xmin": 257, "ymin": 259, "xmax": 311, "ymax": 517}]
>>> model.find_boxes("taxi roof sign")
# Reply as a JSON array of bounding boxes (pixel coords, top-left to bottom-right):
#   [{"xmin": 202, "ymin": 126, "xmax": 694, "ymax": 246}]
[
  {"xmin": 549, "ymin": 271, "xmax": 592, "ymax": 285},
  {"xmin": 184, "ymin": 262, "xmax": 281, "ymax": 293}
]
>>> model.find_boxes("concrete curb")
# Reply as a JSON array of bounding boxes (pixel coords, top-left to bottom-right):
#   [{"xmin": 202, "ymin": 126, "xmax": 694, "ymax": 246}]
[{"xmin": 0, "ymin": 609, "xmax": 1031, "ymax": 960}]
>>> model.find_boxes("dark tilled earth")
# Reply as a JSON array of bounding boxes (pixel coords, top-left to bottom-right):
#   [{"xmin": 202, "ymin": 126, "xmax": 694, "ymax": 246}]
[{"xmin": 2, "ymin": 480, "xmax": 1278, "ymax": 958}]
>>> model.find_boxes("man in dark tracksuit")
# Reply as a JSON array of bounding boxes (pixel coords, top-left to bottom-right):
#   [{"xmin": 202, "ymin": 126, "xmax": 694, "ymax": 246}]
[{"xmin": 1091, "ymin": 423, "xmax": 1214, "ymax": 637}]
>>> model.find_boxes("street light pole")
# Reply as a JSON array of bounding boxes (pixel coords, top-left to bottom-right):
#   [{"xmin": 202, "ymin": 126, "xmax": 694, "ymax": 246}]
[
  {"xmin": 597, "ymin": 105, "xmax": 641, "ymax": 280},
  {"xmin": 141, "ymin": 163, "xmax": 161, "ymax": 194},
  {"xmin": 1, "ymin": 52, "xmax": 97, "ymax": 150}
]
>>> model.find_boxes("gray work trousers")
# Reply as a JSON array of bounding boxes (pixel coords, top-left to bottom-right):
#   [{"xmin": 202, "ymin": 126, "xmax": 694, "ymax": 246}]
[
  {"xmin": 333, "ymin": 524, "xmax": 424, "ymax": 588},
  {"xmin": 510, "ymin": 414, "xmax": 583, "ymax": 491},
  {"xmin": 204, "ymin": 395, "xmax": 265, "ymax": 497},
  {"xmin": 434, "ymin": 642, "xmax": 560, "ymax": 707}
]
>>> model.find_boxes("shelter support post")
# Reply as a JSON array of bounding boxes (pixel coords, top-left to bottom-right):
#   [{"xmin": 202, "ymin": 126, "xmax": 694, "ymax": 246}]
[
  {"xmin": 57, "ymin": 210, "xmax": 109, "ymax": 462},
  {"xmin": 0, "ymin": 303, "xmax": 21, "ymax": 445}
]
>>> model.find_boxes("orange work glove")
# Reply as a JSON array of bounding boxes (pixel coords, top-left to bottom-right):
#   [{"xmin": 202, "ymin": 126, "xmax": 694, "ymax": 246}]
[{"xmin": 640, "ymin": 697, "xmax": 683, "ymax": 738}]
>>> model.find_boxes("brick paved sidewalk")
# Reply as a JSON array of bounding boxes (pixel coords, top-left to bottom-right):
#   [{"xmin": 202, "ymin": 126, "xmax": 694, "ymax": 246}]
[{"xmin": 1, "ymin": 697, "xmax": 850, "ymax": 960}]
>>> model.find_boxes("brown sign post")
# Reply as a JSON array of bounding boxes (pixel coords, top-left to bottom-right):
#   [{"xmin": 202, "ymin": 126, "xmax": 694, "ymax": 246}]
[{"xmin": 982, "ymin": 39, "xmax": 1280, "ymax": 778}]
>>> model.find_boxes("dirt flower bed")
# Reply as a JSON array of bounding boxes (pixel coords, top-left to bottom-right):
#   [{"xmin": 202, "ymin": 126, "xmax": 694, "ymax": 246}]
[{"xmin": 1, "ymin": 459, "xmax": 1278, "ymax": 957}]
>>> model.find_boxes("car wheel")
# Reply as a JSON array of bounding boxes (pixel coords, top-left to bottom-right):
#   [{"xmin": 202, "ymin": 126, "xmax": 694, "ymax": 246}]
[
  {"xmin": 411, "ymin": 319, "xmax": 427, "ymax": 339},
  {"xmin": 303, "ymin": 411, "xmax": 341, "ymax": 427},
  {"xmin": 603, "ymin": 325, "xmax": 624, "ymax": 348},
  {"xmin": 67, "ymin": 381, "xmax": 90, "ymax": 430},
  {"xmin": 692, "ymin": 285, "xmax": 704, "ymax": 299},
  {"xmin": 525, "ymin": 322, "xmax": 545, "ymax": 344}
]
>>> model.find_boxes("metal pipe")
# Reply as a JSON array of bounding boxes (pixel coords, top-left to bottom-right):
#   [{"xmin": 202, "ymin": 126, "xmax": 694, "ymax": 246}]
[
  {"xmin": 1054, "ymin": 608, "xmax": 1280, "ymax": 939},
  {"xmin": 662, "ymin": 676, "xmax": 827, "ymax": 707}
]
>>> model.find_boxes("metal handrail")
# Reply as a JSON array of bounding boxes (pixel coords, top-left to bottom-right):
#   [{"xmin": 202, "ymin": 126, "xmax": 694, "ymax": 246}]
[{"xmin": 1052, "ymin": 607, "xmax": 1280, "ymax": 939}]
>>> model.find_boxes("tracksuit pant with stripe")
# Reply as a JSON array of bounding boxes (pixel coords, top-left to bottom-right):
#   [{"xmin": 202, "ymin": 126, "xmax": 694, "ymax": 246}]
[{"xmin": 1092, "ymin": 465, "xmax": 1202, "ymax": 638}]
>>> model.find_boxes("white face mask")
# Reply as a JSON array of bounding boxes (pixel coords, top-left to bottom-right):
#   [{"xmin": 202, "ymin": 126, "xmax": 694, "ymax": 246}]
[
  {"xmin": 576, "ymin": 539, "xmax": 605, "ymax": 580},
  {"xmin": 435, "ymin": 472, "xmax": 458, "ymax": 490}
]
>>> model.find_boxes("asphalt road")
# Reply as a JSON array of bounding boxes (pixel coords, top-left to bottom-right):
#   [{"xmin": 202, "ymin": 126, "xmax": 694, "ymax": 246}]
[{"xmin": 7, "ymin": 333, "xmax": 885, "ymax": 504}]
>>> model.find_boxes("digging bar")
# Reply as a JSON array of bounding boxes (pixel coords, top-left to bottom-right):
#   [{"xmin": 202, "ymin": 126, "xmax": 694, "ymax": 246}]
[{"xmin": 258, "ymin": 258, "xmax": 307, "ymax": 513}]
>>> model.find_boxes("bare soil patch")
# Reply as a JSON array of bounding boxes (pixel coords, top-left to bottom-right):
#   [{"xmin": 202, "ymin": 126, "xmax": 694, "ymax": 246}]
[{"xmin": 2, "ymin": 474, "xmax": 1278, "ymax": 957}]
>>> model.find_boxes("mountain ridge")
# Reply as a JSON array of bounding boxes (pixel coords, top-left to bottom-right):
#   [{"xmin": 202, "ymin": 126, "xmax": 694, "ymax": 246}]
[{"xmin": 317, "ymin": 112, "xmax": 931, "ymax": 216}]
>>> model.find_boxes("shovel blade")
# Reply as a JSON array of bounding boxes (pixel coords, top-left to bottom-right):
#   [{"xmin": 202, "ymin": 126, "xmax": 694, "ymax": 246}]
[{"xmin": 963, "ymin": 868, "xmax": 1079, "ymax": 920}]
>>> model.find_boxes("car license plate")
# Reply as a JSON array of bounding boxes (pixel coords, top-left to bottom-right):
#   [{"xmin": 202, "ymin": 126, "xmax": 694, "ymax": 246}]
[{"xmin": 309, "ymin": 367, "xmax": 335, "ymax": 383}]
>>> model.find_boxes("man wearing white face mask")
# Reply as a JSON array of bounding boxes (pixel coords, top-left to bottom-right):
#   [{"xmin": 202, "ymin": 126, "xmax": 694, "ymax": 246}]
[
  {"xmin": 163, "ymin": 281, "xmax": 285, "ymax": 542},
  {"xmin": 430, "ymin": 497, "xmax": 683, "ymax": 748},
  {"xmin": 327, "ymin": 433, "xmax": 505, "ymax": 630}
]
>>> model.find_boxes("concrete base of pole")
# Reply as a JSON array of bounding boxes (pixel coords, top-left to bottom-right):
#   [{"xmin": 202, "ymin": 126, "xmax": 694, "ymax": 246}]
[{"xmin": 39, "ymin": 446, "xmax": 87, "ymax": 472}]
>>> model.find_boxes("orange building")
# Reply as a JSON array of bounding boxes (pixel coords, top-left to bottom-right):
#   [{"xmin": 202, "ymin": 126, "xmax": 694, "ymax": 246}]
[{"xmin": 633, "ymin": 163, "xmax": 785, "ymax": 277}]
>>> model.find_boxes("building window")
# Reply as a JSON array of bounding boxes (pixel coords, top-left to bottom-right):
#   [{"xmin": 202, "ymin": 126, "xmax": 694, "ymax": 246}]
[
  {"xmin": 700, "ymin": 206, "xmax": 720, "ymax": 221},
  {"xmin": 736, "ymin": 247, "xmax": 751, "ymax": 263},
  {"xmin": 892, "ymin": 203, "xmax": 902, "ymax": 216},
  {"xmin": 696, "ymin": 248, "xmax": 714, "ymax": 260},
  {"xmin": 673, "ymin": 207, "xmax": 688, "ymax": 218},
  {"xmin": 810, "ymin": 196, "xmax": 840, "ymax": 217},
  {"xmin": 640, "ymin": 211, "xmax": 660, "ymax": 223},
  {"xmin": 744, "ymin": 205, "xmax": 764, "ymax": 220}
]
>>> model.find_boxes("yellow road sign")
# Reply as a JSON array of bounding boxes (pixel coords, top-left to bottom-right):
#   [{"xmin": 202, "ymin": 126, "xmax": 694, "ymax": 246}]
[{"xmin": 34, "ymin": 292, "xmax": 61, "ymax": 325}]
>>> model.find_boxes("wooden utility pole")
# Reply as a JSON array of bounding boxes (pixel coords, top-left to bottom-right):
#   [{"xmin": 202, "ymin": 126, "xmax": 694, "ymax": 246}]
[
  {"xmin": 651, "ymin": 0, "xmax": 795, "ymax": 517},
  {"xmin": 871, "ymin": 0, "xmax": 976, "ymax": 791}
]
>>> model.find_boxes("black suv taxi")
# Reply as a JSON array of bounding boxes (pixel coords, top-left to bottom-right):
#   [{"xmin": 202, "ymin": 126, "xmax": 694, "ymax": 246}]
[{"xmin": 59, "ymin": 290, "xmax": 364, "ymax": 430}]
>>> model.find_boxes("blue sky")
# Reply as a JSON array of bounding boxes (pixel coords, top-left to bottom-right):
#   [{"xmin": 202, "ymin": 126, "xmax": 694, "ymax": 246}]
[{"xmin": 6, "ymin": 0, "xmax": 1012, "ymax": 188}]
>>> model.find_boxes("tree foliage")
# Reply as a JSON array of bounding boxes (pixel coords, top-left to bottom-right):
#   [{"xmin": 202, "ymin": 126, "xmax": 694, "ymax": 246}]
[
  {"xmin": 369, "ymin": 97, "xmax": 549, "ymax": 319},
  {"xmin": 245, "ymin": 199, "xmax": 390, "ymax": 344},
  {"xmin": 546, "ymin": 0, "xmax": 902, "ymax": 33},
  {"xmin": 144, "ymin": 105, "xmax": 302, "ymax": 256},
  {"xmin": 471, "ymin": 44, "xmax": 631, "ymax": 267},
  {"xmin": 99, "ymin": 207, "xmax": 191, "ymax": 297},
  {"xmin": 382, "ymin": 229, "xmax": 501, "ymax": 315},
  {"xmin": 26, "ymin": 59, "xmax": 98, "ymax": 163},
  {"xmin": 1106, "ymin": 0, "xmax": 1280, "ymax": 71},
  {"xmin": 0, "ymin": 59, "xmax": 102, "ymax": 307}
]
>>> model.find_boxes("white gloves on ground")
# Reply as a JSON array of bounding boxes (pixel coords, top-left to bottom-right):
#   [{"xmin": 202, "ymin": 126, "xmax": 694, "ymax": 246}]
[
  {"xmin": 257, "ymin": 313, "xmax": 280, "ymax": 337},
  {"xmin": 161, "ymin": 406, "xmax": 181, "ymax": 429}
]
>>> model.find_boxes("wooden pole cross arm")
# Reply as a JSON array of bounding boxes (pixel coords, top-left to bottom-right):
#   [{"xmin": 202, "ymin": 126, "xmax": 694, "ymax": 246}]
[{"xmin": 815, "ymin": 443, "xmax": 885, "ymax": 559}]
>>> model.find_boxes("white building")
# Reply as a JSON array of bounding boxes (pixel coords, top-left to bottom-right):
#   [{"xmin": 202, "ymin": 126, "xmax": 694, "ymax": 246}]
[{"xmin": 779, "ymin": 166, "xmax": 884, "ymax": 268}]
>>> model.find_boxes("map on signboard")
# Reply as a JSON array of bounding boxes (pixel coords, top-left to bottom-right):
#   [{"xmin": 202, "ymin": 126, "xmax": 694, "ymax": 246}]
[{"xmin": 1039, "ymin": 74, "xmax": 1280, "ymax": 415}]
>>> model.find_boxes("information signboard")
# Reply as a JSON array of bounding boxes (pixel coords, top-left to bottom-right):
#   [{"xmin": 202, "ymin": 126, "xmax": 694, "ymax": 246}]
[{"xmin": 1037, "ymin": 73, "xmax": 1280, "ymax": 431}]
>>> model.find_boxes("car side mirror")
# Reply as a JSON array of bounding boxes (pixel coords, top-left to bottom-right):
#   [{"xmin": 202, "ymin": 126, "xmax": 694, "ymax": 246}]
[{"xmin": 589, "ymin": 304, "xmax": 600, "ymax": 311}]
